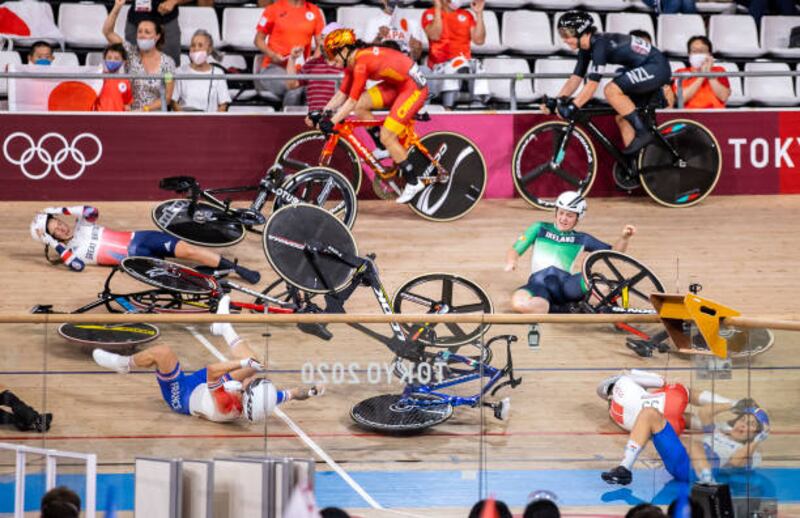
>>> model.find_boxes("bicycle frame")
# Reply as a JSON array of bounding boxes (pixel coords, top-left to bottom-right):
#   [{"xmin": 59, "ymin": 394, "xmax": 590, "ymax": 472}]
[{"xmin": 402, "ymin": 335, "xmax": 521, "ymax": 409}]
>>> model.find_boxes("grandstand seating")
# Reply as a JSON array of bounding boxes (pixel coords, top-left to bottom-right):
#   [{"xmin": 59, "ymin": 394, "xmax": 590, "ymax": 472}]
[
  {"xmin": 744, "ymin": 61, "xmax": 798, "ymax": 106},
  {"xmin": 58, "ymin": 3, "xmax": 108, "ymax": 48},
  {"xmin": 178, "ymin": 7, "xmax": 222, "ymax": 49},
  {"xmin": 0, "ymin": 51, "xmax": 22, "ymax": 96},
  {"xmin": 472, "ymin": 10, "xmax": 505, "ymax": 54},
  {"xmin": 501, "ymin": 11, "xmax": 557, "ymax": 54},
  {"xmin": 221, "ymin": 7, "xmax": 261, "ymax": 51},
  {"xmin": 336, "ymin": 6, "xmax": 382, "ymax": 40},
  {"xmin": 761, "ymin": 15, "xmax": 800, "ymax": 58},
  {"xmin": 605, "ymin": 12, "xmax": 655, "ymax": 41},
  {"xmin": 709, "ymin": 15, "xmax": 764, "ymax": 58},
  {"xmin": 533, "ymin": 57, "xmax": 576, "ymax": 99},
  {"xmin": 53, "ymin": 52, "xmax": 80, "ymax": 67},
  {"xmin": 657, "ymin": 14, "xmax": 705, "ymax": 56},
  {"xmin": 484, "ymin": 57, "xmax": 536, "ymax": 103}
]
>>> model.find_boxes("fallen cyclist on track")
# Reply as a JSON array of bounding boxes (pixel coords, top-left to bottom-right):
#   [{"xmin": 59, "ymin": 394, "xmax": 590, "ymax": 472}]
[
  {"xmin": 91, "ymin": 295, "xmax": 323, "ymax": 423},
  {"xmin": 309, "ymin": 27, "xmax": 431, "ymax": 204},
  {"xmin": 30, "ymin": 205, "xmax": 261, "ymax": 284},
  {"xmin": 504, "ymin": 191, "xmax": 635, "ymax": 314},
  {"xmin": 598, "ymin": 370, "xmax": 770, "ymax": 486}
]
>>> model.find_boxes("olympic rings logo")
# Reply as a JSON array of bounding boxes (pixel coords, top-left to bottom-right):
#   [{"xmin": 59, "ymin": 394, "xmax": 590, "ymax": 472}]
[{"xmin": 2, "ymin": 132, "xmax": 103, "ymax": 180}]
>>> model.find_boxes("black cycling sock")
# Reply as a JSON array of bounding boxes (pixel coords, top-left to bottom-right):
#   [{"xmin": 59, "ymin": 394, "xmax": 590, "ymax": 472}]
[
  {"xmin": 1, "ymin": 391, "xmax": 39, "ymax": 430},
  {"xmin": 398, "ymin": 160, "xmax": 418, "ymax": 184},
  {"xmin": 623, "ymin": 111, "xmax": 647, "ymax": 135},
  {"xmin": 367, "ymin": 126, "xmax": 385, "ymax": 150},
  {"xmin": 219, "ymin": 256, "xmax": 260, "ymax": 284},
  {"xmin": 0, "ymin": 409, "xmax": 13, "ymax": 425},
  {"xmin": 217, "ymin": 257, "xmax": 235, "ymax": 271}
]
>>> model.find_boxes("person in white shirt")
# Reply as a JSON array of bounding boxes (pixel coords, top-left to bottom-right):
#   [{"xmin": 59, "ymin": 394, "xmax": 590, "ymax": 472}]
[
  {"xmin": 172, "ymin": 29, "xmax": 231, "ymax": 112},
  {"xmin": 363, "ymin": 0, "xmax": 426, "ymax": 63}
]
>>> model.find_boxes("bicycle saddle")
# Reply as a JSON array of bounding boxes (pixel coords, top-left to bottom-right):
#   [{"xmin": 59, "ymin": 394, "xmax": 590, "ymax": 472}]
[{"xmin": 159, "ymin": 176, "xmax": 198, "ymax": 192}]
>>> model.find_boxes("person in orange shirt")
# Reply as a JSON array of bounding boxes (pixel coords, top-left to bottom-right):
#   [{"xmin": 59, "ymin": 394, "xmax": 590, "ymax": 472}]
[
  {"xmin": 94, "ymin": 43, "xmax": 133, "ymax": 112},
  {"xmin": 672, "ymin": 36, "xmax": 730, "ymax": 109},
  {"xmin": 253, "ymin": 0, "xmax": 324, "ymax": 106},
  {"xmin": 316, "ymin": 28, "xmax": 430, "ymax": 203},
  {"xmin": 421, "ymin": 0, "xmax": 486, "ymax": 109}
]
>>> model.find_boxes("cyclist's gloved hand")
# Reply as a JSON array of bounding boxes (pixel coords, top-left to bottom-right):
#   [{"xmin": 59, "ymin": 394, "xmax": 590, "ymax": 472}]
[
  {"xmin": 556, "ymin": 97, "xmax": 578, "ymax": 120},
  {"xmin": 318, "ymin": 118, "xmax": 336, "ymax": 136},
  {"xmin": 308, "ymin": 110, "xmax": 323, "ymax": 127},
  {"xmin": 543, "ymin": 96, "xmax": 558, "ymax": 114}
]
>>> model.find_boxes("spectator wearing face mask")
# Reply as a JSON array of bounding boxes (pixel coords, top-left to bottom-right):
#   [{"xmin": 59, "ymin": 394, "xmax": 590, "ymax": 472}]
[
  {"xmin": 103, "ymin": 0, "xmax": 176, "ymax": 112},
  {"xmin": 124, "ymin": 0, "xmax": 185, "ymax": 66},
  {"xmin": 364, "ymin": 0, "xmax": 426, "ymax": 62},
  {"xmin": 95, "ymin": 43, "xmax": 133, "ymax": 112},
  {"xmin": 671, "ymin": 35, "xmax": 730, "ymax": 109},
  {"xmin": 172, "ymin": 29, "xmax": 231, "ymax": 112},
  {"xmin": 27, "ymin": 41, "xmax": 54, "ymax": 65}
]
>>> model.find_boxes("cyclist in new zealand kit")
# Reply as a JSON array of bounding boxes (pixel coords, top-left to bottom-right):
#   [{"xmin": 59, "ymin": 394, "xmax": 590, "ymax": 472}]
[
  {"xmin": 504, "ymin": 191, "xmax": 635, "ymax": 314},
  {"xmin": 547, "ymin": 11, "xmax": 672, "ymax": 155},
  {"xmin": 313, "ymin": 28, "xmax": 430, "ymax": 204}
]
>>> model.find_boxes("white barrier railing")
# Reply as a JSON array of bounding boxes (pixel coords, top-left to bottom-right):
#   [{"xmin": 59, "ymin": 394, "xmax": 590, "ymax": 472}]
[{"xmin": 0, "ymin": 442, "xmax": 96, "ymax": 518}]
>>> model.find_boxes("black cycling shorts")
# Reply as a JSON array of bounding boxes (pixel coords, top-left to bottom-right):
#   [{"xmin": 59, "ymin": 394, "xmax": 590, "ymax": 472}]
[{"xmin": 612, "ymin": 55, "xmax": 671, "ymax": 97}]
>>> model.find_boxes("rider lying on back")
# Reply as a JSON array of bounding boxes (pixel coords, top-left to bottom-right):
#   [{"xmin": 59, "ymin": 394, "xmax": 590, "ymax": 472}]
[
  {"xmin": 504, "ymin": 191, "xmax": 635, "ymax": 314},
  {"xmin": 312, "ymin": 28, "xmax": 430, "ymax": 204},
  {"xmin": 30, "ymin": 206, "xmax": 261, "ymax": 284},
  {"xmin": 547, "ymin": 11, "xmax": 672, "ymax": 155}
]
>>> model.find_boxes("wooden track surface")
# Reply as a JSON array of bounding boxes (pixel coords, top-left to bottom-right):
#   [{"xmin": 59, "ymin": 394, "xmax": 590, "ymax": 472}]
[{"xmin": 1, "ymin": 197, "xmax": 799, "ymax": 515}]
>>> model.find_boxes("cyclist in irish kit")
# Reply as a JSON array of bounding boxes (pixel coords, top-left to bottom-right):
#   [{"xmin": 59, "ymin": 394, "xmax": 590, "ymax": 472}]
[
  {"xmin": 30, "ymin": 205, "xmax": 262, "ymax": 284},
  {"xmin": 546, "ymin": 11, "xmax": 672, "ymax": 155},
  {"xmin": 313, "ymin": 28, "xmax": 430, "ymax": 204},
  {"xmin": 504, "ymin": 191, "xmax": 635, "ymax": 314}
]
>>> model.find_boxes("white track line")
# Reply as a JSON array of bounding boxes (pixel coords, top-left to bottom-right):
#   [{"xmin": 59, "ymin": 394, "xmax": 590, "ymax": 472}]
[{"xmin": 183, "ymin": 326, "xmax": 390, "ymax": 512}]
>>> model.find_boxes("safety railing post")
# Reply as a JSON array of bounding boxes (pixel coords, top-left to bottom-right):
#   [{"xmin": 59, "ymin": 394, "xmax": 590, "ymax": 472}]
[
  {"xmin": 15, "ymin": 450, "xmax": 25, "ymax": 518},
  {"xmin": 510, "ymin": 76, "xmax": 518, "ymax": 111}
]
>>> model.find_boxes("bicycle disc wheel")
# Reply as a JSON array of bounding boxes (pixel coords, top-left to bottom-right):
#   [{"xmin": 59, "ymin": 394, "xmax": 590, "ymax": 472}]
[
  {"xmin": 120, "ymin": 257, "xmax": 218, "ymax": 294},
  {"xmin": 581, "ymin": 250, "xmax": 664, "ymax": 312},
  {"xmin": 274, "ymin": 130, "xmax": 363, "ymax": 193},
  {"xmin": 128, "ymin": 291, "xmax": 212, "ymax": 313},
  {"xmin": 350, "ymin": 393, "xmax": 453, "ymax": 434},
  {"xmin": 263, "ymin": 204, "xmax": 358, "ymax": 294},
  {"xmin": 392, "ymin": 273, "xmax": 493, "ymax": 347},
  {"xmin": 638, "ymin": 119, "xmax": 722, "ymax": 208},
  {"xmin": 152, "ymin": 199, "xmax": 246, "ymax": 247},
  {"xmin": 274, "ymin": 166, "xmax": 358, "ymax": 229},
  {"xmin": 407, "ymin": 132, "xmax": 487, "ymax": 222},
  {"xmin": 512, "ymin": 121, "xmax": 597, "ymax": 210}
]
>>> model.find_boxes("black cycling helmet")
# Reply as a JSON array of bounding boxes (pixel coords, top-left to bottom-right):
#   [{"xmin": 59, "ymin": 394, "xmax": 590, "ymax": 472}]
[{"xmin": 557, "ymin": 11, "xmax": 594, "ymax": 37}]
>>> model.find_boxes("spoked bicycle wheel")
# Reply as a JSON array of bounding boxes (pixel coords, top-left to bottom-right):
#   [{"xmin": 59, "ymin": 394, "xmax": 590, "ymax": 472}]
[
  {"xmin": 407, "ymin": 132, "xmax": 487, "ymax": 222},
  {"xmin": 274, "ymin": 166, "xmax": 358, "ymax": 229},
  {"xmin": 152, "ymin": 199, "xmax": 245, "ymax": 247},
  {"xmin": 581, "ymin": 250, "xmax": 664, "ymax": 312},
  {"xmin": 392, "ymin": 273, "xmax": 493, "ymax": 347},
  {"xmin": 120, "ymin": 257, "xmax": 218, "ymax": 295},
  {"xmin": 274, "ymin": 130, "xmax": 363, "ymax": 193},
  {"xmin": 638, "ymin": 119, "xmax": 722, "ymax": 208},
  {"xmin": 512, "ymin": 121, "xmax": 597, "ymax": 210},
  {"xmin": 350, "ymin": 393, "xmax": 453, "ymax": 434},
  {"xmin": 263, "ymin": 204, "xmax": 358, "ymax": 294}
]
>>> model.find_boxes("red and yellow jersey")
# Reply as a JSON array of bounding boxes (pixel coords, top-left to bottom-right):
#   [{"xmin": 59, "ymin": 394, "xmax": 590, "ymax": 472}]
[
  {"xmin": 255, "ymin": 0, "xmax": 324, "ymax": 68},
  {"xmin": 339, "ymin": 46, "xmax": 416, "ymax": 101},
  {"xmin": 421, "ymin": 7, "xmax": 476, "ymax": 67}
]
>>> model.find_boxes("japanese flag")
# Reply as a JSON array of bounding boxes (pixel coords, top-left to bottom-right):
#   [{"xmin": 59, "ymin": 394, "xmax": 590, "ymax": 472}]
[
  {"xmin": 0, "ymin": 1, "xmax": 64, "ymax": 43},
  {"xmin": 8, "ymin": 64, "xmax": 103, "ymax": 112}
]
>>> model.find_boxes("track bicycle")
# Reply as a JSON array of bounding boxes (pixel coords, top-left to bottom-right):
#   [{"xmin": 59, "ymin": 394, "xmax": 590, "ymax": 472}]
[
  {"xmin": 152, "ymin": 164, "xmax": 357, "ymax": 248},
  {"xmin": 273, "ymin": 112, "xmax": 488, "ymax": 222},
  {"xmin": 512, "ymin": 96, "xmax": 722, "ymax": 209}
]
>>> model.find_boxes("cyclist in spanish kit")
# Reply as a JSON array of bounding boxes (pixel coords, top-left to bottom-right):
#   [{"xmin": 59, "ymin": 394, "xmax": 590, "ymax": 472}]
[
  {"xmin": 312, "ymin": 28, "xmax": 430, "ymax": 204},
  {"xmin": 546, "ymin": 11, "xmax": 672, "ymax": 155},
  {"xmin": 30, "ymin": 206, "xmax": 261, "ymax": 284},
  {"xmin": 504, "ymin": 191, "xmax": 635, "ymax": 314}
]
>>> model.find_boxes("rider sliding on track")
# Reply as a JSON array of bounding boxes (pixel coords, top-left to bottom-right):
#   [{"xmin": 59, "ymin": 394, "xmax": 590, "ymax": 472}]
[{"xmin": 30, "ymin": 206, "xmax": 261, "ymax": 284}]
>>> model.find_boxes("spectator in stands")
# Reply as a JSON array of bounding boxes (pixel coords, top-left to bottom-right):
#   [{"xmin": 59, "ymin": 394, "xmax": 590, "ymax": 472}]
[
  {"xmin": 642, "ymin": 0, "xmax": 697, "ymax": 13},
  {"xmin": 672, "ymin": 36, "xmax": 730, "ymax": 109},
  {"xmin": 124, "ymin": 0, "xmax": 184, "ymax": 66},
  {"xmin": 737, "ymin": 0, "xmax": 798, "ymax": 24},
  {"xmin": 523, "ymin": 491, "xmax": 561, "ymax": 518},
  {"xmin": 422, "ymin": 0, "xmax": 488, "ymax": 109},
  {"xmin": 27, "ymin": 41, "xmax": 54, "ymax": 65},
  {"xmin": 625, "ymin": 504, "xmax": 666, "ymax": 518},
  {"xmin": 40, "ymin": 486, "xmax": 80, "ymax": 518},
  {"xmin": 104, "ymin": 0, "xmax": 175, "ymax": 112},
  {"xmin": 254, "ymin": 0, "xmax": 325, "ymax": 107},
  {"xmin": 95, "ymin": 43, "xmax": 133, "ymax": 112},
  {"xmin": 172, "ymin": 29, "xmax": 230, "ymax": 112},
  {"xmin": 468, "ymin": 498, "xmax": 513, "ymax": 518},
  {"xmin": 285, "ymin": 45, "xmax": 341, "ymax": 112},
  {"xmin": 629, "ymin": 29, "xmax": 675, "ymax": 108},
  {"xmin": 364, "ymin": 0, "xmax": 426, "ymax": 63},
  {"xmin": 0, "ymin": 384, "xmax": 51, "ymax": 432}
]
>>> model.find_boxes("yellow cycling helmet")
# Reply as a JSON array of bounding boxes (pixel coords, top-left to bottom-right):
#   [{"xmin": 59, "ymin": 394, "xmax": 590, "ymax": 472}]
[{"xmin": 323, "ymin": 28, "xmax": 357, "ymax": 61}]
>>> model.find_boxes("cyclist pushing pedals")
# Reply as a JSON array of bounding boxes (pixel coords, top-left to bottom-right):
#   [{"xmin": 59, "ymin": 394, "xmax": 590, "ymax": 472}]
[
  {"xmin": 547, "ymin": 11, "xmax": 672, "ymax": 155},
  {"xmin": 311, "ymin": 27, "xmax": 430, "ymax": 204}
]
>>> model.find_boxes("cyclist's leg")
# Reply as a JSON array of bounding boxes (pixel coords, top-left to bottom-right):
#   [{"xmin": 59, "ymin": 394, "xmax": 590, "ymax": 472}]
[
  {"xmin": 358, "ymin": 86, "xmax": 396, "ymax": 152},
  {"xmin": 386, "ymin": 81, "xmax": 429, "ymax": 202},
  {"xmin": 173, "ymin": 238, "xmax": 261, "ymax": 285},
  {"xmin": 510, "ymin": 266, "xmax": 562, "ymax": 314}
]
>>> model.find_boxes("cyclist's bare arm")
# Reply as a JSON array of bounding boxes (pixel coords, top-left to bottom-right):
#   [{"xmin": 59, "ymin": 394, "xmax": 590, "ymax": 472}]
[
  {"xmin": 330, "ymin": 97, "xmax": 358, "ymax": 125},
  {"xmin": 323, "ymin": 91, "xmax": 347, "ymax": 114},
  {"xmin": 542, "ymin": 75, "xmax": 583, "ymax": 113},
  {"xmin": 612, "ymin": 225, "xmax": 636, "ymax": 253},
  {"xmin": 572, "ymin": 79, "xmax": 599, "ymax": 108}
]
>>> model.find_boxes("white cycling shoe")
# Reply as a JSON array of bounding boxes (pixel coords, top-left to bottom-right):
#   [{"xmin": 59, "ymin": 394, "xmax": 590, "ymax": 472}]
[
  {"xmin": 372, "ymin": 148, "xmax": 391, "ymax": 161},
  {"xmin": 395, "ymin": 181, "xmax": 426, "ymax": 204}
]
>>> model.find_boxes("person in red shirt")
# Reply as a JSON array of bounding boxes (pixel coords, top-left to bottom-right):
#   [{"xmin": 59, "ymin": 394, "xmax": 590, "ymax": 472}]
[
  {"xmin": 316, "ymin": 28, "xmax": 430, "ymax": 203},
  {"xmin": 253, "ymin": 0, "xmax": 324, "ymax": 106},
  {"xmin": 94, "ymin": 43, "xmax": 133, "ymax": 112},
  {"xmin": 421, "ymin": 0, "xmax": 486, "ymax": 108},
  {"xmin": 285, "ymin": 46, "xmax": 341, "ymax": 111},
  {"xmin": 672, "ymin": 35, "xmax": 730, "ymax": 109}
]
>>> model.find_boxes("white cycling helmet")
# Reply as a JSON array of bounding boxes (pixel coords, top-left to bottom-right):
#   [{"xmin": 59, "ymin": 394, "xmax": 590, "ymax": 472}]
[
  {"xmin": 242, "ymin": 378, "xmax": 278, "ymax": 423},
  {"xmin": 554, "ymin": 191, "xmax": 587, "ymax": 220},
  {"xmin": 30, "ymin": 213, "xmax": 50, "ymax": 243}
]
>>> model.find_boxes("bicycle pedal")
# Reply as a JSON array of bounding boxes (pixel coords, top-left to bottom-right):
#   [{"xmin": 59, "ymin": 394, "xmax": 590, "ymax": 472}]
[
  {"xmin": 297, "ymin": 323, "xmax": 333, "ymax": 341},
  {"xmin": 30, "ymin": 304, "xmax": 53, "ymax": 314},
  {"xmin": 493, "ymin": 397, "xmax": 511, "ymax": 421}
]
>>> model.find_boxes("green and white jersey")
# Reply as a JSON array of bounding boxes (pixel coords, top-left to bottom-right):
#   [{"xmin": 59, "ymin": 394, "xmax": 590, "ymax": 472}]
[{"xmin": 512, "ymin": 222, "xmax": 611, "ymax": 274}]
